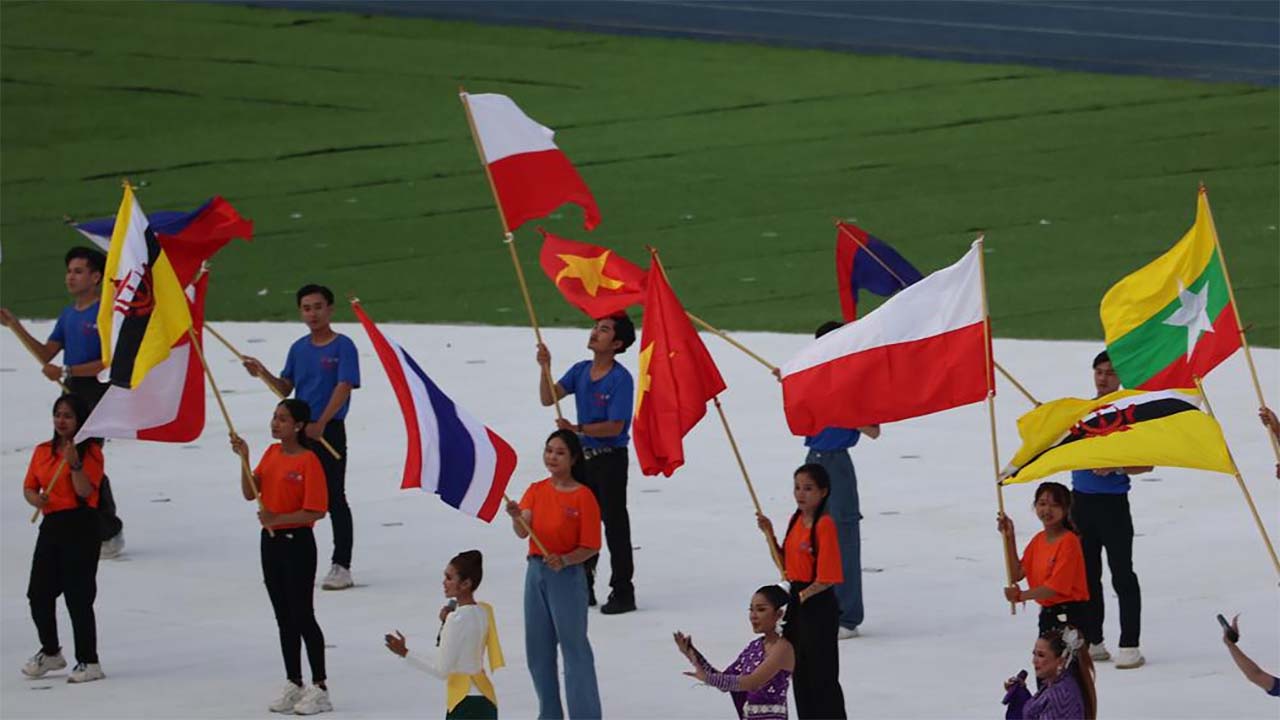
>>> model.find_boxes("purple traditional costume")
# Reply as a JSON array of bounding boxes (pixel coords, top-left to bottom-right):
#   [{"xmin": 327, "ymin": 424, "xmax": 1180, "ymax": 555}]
[
  {"xmin": 695, "ymin": 637, "xmax": 791, "ymax": 720},
  {"xmin": 1004, "ymin": 669, "xmax": 1086, "ymax": 719}
]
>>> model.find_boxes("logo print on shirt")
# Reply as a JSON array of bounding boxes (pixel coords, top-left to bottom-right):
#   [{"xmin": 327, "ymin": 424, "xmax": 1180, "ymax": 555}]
[
  {"xmin": 320, "ymin": 355, "xmax": 339, "ymax": 371},
  {"xmin": 564, "ymin": 506, "xmax": 580, "ymax": 519},
  {"xmin": 286, "ymin": 471, "xmax": 304, "ymax": 484},
  {"xmin": 593, "ymin": 391, "xmax": 610, "ymax": 408}
]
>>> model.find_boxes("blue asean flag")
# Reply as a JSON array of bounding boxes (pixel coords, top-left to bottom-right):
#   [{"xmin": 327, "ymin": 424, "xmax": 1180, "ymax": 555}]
[{"xmin": 835, "ymin": 222, "xmax": 924, "ymax": 321}]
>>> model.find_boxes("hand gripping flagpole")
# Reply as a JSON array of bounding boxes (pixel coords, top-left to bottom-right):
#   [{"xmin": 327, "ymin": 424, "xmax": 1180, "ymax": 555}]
[
  {"xmin": 30, "ymin": 458, "xmax": 68, "ymax": 524},
  {"xmin": 835, "ymin": 220, "xmax": 1040, "ymax": 407},
  {"xmin": 1199, "ymin": 184, "xmax": 1280, "ymax": 466},
  {"xmin": 975, "ymin": 236, "xmax": 1017, "ymax": 614},
  {"xmin": 503, "ymin": 493, "xmax": 551, "ymax": 556},
  {"xmin": 7, "ymin": 325, "xmax": 70, "ymax": 394},
  {"xmin": 203, "ymin": 323, "xmax": 342, "ymax": 461},
  {"xmin": 1194, "ymin": 377, "xmax": 1280, "ymax": 578},
  {"xmin": 458, "ymin": 87, "xmax": 565, "ymax": 422},
  {"xmin": 187, "ymin": 327, "xmax": 273, "ymax": 537}
]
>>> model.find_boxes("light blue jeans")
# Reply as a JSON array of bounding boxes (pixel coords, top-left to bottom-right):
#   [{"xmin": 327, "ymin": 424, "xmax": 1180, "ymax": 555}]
[
  {"xmin": 806, "ymin": 449, "xmax": 864, "ymax": 629},
  {"xmin": 524, "ymin": 558, "xmax": 602, "ymax": 719}
]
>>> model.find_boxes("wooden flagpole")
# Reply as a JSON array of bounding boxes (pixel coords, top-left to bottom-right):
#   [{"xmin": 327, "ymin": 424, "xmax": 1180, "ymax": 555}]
[
  {"xmin": 203, "ymin": 324, "xmax": 342, "ymax": 461},
  {"xmin": 835, "ymin": 221, "xmax": 1040, "ymax": 407},
  {"xmin": 975, "ymin": 236, "xmax": 1017, "ymax": 614},
  {"xmin": 1199, "ymin": 184, "xmax": 1280, "ymax": 465},
  {"xmin": 7, "ymin": 325, "xmax": 70, "ymax": 394},
  {"xmin": 458, "ymin": 87, "xmax": 564, "ymax": 421},
  {"xmin": 685, "ymin": 312, "xmax": 779, "ymax": 374},
  {"xmin": 187, "ymin": 327, "xmax": 272, "ymax": 536},
  {"xmin": 30, "ymin": 458, "xmax": 68, "ymax": 524},
  {"xmin": 1194, "ymin": 377, "xmax": 1280, "ymax": 577},
  {"xmin": 504, "ymin": 493, "xmax": 552, "ymax": 556},
  {"xmin": 714, "ymin": 398, "xmax": 788, "ymax": 580}
]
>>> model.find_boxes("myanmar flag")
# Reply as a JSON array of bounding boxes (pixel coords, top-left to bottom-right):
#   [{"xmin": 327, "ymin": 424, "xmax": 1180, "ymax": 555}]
[
  {"xmin": 1001, "ymin": 388, "xmax": 1234, "ymax": 485},
  {"xmin": 1101, "ymin": 187, "xmax": 1240, "ymax": 389},
  {"xmin": 538, "ymin": 229, "xmax": 647, "ymax": 319}
]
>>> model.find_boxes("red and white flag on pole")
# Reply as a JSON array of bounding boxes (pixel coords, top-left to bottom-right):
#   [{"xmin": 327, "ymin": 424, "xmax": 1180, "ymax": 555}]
[
  {"xmin": 461, "ymin": 92, "xmax": 601, "ymax": 232},
  {"xmin": 781, "ymin": 240, "xmax": 992, "ymax": 436}
]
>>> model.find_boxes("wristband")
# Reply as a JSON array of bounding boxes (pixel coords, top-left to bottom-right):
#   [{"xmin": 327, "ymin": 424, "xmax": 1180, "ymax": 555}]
[{"xmin": 62, "ymin": 366, "xmax": 71, "ymax": 382}]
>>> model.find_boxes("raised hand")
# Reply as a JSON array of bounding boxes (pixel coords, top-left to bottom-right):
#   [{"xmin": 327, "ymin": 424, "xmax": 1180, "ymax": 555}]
[{"xmin": 384, "ymin": 630, "xmax": 408, "ymax": 657}]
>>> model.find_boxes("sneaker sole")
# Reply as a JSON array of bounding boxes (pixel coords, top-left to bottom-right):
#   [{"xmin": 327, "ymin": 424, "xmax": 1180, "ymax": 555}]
[
  {"xmin": 1116, "ymin": 659, "xmax": 1145, "ymax": 669},
  {"xmin": 321, "ymin": 583, "xmax": 353, "ymax": 591}
]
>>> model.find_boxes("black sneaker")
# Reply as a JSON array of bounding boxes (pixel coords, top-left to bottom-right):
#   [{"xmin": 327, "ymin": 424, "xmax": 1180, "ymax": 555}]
[
  {"xmin": 588, "ymin": 587, "xmax": 598, "ymax": 607},
  {"xmin": 600, "ymin": 593, "xmax": 636, "ymax": 615}
]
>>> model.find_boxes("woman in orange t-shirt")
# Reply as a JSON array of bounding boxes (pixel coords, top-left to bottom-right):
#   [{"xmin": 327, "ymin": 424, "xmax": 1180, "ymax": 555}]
[
  {"xmin": 998, "ymin": 481, "xmax": 1091, "ymax": 637},
  {"xmin": 504, "ymin": 429, "xmax": 602, "ymax": 719},
  {"xmin": 231, "ymin": 398, "xmax": 332, "ymax": 716},
  {"xmin": 21, "ymin": 394, "xmax": 106, "ymax": 684},
  {"xmin": 757, "ymin": 463, "xmax": 846, "ymax": 720}
]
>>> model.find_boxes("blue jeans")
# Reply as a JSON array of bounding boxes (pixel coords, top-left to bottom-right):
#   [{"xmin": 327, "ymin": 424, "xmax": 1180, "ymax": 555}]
[
  {"xmin": 806, "ymin": 449, "xmax": 863, "ymax": 629},
  {"xmin": 524, "ymin": 558, "xmax": 602, "ymax": 719}
]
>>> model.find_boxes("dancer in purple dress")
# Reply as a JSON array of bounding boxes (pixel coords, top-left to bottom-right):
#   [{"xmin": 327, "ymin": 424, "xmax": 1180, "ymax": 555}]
[
  {"xmin": 1003, "ymin": 625, "xmax": 1098, "ymax": 720},
  {"xmin": 675, "ymin": 586, "xmax": 794, "ymax": 720}
]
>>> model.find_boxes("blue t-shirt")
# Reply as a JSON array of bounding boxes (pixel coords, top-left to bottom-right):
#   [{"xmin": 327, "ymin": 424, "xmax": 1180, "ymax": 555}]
[
  {"xmin": 805, "ymin": 427, "xmax": 861, "ymax": 452},
  {"xmin": 281, "ymin": 334, "xmax": 360, "ymax": 421},
  {"xmin": 48, "ymin": 302, "xmax": 101, "ymax": 366},
  {"xmin": 558, "ymin": 359, "xmax": 632, "ymax": 449},
  {"xmin": 1071, "ymin": 469, "xmax": 1131, "ymax": 494}
]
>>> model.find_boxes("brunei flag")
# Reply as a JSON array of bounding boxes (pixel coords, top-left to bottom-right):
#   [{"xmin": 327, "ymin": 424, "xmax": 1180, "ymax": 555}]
[
  {"xmin": 1001, "ymin": 388, "xmax": 1234, "ymax": 485},
  {"xmin": 99, "ymin": 185, "xmax": 193, "ymax": 389},
  {"xmin": 538, "ymin": 229, "xmax": 646, "ymax": 319},
  {"xmin": 1101, "ymin": 187, "xmax": 1240, "ymax": 390}
]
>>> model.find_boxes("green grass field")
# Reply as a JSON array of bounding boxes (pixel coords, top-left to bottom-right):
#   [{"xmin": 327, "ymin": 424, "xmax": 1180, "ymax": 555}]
[{"xmin": 2, "ymin": 1, "xmax": 1277, "ymax": 344}]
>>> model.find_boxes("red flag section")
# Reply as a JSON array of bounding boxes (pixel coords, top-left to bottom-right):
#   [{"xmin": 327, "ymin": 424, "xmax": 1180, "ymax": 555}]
[
  {"xmin": 632, "ymin": 256, "xmax": 726, "ymax": 477},
  {"xmin": 538, "ymin": 229, "xmax": 647, "ymax": 319}
]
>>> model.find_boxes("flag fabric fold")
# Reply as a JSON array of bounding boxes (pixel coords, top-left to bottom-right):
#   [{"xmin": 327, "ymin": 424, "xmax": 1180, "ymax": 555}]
[
  {"xmin": 632, "ymin": 258, "xmax": 726, "ymax": 477},
  {"xmin": 1001, "ymin": 388, "xmax": 1234, "ymax": 484},
  {"xmin": 836, "ymin": 222, "xmax": 923, "ymax": 321},
  {"xmin": 354, "ymin": 302, "xmax": 516, "ymax": 522},
  {"xmin": 538, "ymin": 229, "xmax": 646, "ymax": 319},
  {"xmin": 462, "ymin": 92, "xmax": 601, "ymax": 232},
  {"xmin": 782, "ymin": 240, "xmax": 991, "ymax": 436},
  {"xmin": 1101, "ymin": 188, "xmax": 1240, "ymax": 390}
]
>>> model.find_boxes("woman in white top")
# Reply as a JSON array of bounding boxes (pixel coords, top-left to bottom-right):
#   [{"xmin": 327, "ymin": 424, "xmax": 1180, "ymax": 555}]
[{"xmin": 386, "ymin": 550, "xmax": 504, "ymax": 719}]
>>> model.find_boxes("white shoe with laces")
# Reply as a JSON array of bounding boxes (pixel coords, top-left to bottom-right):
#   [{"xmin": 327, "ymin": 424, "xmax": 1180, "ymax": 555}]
[
  {"xmin": 66, "ymin": 662, "xmax": 105, "ymax": 683},
  {"xmin": 269, "ymin": 682, "xmax": 305, "ymax": 713},
  {"xmin": 1089, "ymin": 641, "xmax": 1111, "ymax": 662},
  {"xmin": 21, "ymin": 650, "xmax": 66, "ymax": 678},
  {"xmin": 1115, "ymin": 646, "xmax": 1145, "ymax": 669},
  {"xmin": 292, "ymin": 685, "xmax": 332, "ymax": 715},
  {"xmin": 100, "ymin": 532, "xmax": 125, "ymax": 560},
  {"xmin": 320, "ymin": 564, "xmax": 353, "ymax": 591},
  {"xmin": 837, "ymin": 626, "xmax": 860, "ymax": 640}
]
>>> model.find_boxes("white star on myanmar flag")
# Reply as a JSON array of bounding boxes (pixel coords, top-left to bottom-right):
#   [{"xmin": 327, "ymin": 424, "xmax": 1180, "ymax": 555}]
[{"xmin": 1161, "ymin": 280, "xmax": 1214, "ymax": 358}]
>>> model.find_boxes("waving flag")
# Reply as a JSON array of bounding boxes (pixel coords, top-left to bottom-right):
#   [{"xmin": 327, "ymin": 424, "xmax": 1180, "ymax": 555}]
[
  {"xmin": 782, "ymin": 240, "xmax": 991, "ymax": 436},
  {"xmin": 539, "ymin": 229, "xmax": 646, "ymax": 318},
  {"xmin": 461, "ymin": 92, "xmax": 601, "ymax": 231},
  {"xmin": 836, "ymin": 222, "xmax": 924, "ymax": 321},
  {"xmin": 1101, "ymin": 187, "xmax": 1240, "ymax": 390},
  {"xmin": 632, "ymin": 256, "xmax": 726, "ymax": 477},
  {"xmin": 354, "ymin": 301, "xmax": 516, "ymax": 522}
]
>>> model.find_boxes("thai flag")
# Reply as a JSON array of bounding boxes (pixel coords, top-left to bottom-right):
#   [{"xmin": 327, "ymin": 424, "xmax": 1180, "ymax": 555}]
[
  {"xmin": 353, "ymin": 302, "xmax": 517, "ymax": 522},
  {"xmin": 836, "ymin": 222, "xmax": 924, "ymax": 321}
]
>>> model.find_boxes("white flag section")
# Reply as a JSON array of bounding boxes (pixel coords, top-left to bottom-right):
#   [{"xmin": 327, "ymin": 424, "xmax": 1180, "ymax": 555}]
[{"xmin": 77, "ymin": 345, "xmax": 190, "ymax": 442}]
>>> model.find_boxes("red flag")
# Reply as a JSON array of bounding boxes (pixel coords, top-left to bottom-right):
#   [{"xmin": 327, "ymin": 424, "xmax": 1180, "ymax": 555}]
[
  {"xmin": 538, "ymin": 229, "xmax": 647, "ymax": 319},
  {"xmin": 632, "ymin": 256, "xmax": 726, "ymax": 476}
]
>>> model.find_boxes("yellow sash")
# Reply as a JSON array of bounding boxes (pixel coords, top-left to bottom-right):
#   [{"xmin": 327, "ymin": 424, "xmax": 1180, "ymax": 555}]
[{"xmin": 445, "ymin": 602, "xmax": 505, "ymax": 712}]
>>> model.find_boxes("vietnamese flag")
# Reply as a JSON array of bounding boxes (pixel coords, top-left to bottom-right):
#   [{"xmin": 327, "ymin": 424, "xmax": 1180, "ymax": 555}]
[
  {"xmin": 461, "ymin": 92, "xmax": 601, "ymax": 232},
  {"xmin": 538, "ymin": 229, "xmax": 647, "ymax": 319},
  {"xmin": 632, "ymin": 254, "xmax": 726, "ymax": 477}
]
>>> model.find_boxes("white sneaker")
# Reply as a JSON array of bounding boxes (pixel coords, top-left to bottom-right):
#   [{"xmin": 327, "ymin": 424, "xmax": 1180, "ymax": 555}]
[
  {"xmin": 320, "ymin": 564, "xmax": 353, "ymax": 591},
  {"xmin": 837, "ymin": 626, "xmax": 860, "ymax": 640},
  {"xmin": 1115, "ymin": 646, "xmax": 1145, "ymax": 669},
  {"xmin": 1089, "ymin": 641, "xmax": 1111, "ymax": 662},
  {"xmin": 21, "ymin": 650, "xmax": 66, "ymax": 678},
  {"xmin": 292, "ymin": 685, "xmax": 332, "ymax": 715},
  {"xmin": 269, "ymin": 682, "xmax": 305, "ymax": 713},
  {"xmin": 66, "ymin": 662, "xmax": 105, "ymax": 683},
  {"xmin": 100, "ymin": 532, "xmax": 125, "ymax": 560}
]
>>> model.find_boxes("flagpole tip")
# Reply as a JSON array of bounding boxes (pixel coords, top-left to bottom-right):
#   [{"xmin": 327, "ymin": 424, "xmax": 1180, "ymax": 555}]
[{"xmin": 345, "ymin": 291, "xmax": 360, "ymax": 304}]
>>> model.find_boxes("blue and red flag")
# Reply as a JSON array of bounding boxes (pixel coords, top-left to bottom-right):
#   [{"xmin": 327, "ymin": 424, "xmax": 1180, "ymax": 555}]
[
  {"xmin": 835, "ymin": 222, "xmax": 923, "ymax": 321},
  {"xmin": 353, "ymin": 300, "xmax": 517, "ymax": 523}
]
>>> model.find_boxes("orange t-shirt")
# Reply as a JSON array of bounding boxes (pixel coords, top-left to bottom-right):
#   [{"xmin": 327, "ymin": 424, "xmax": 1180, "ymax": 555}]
[
  {"xmin": 1021, "ymin": 530, "xmax": 1089, "ymax": 606},
  {"xmin": 254, "ymin": 444, "xmax": 328, "ymax": 530},
  {"xmin": 518, "ymin": 478, "xmax": 602, "ymax": 557},
  {"xmin": 24, "ymin": 441, "xmax": 103, "ymax": 515},
  {"xmin": 783, "ymin": 513, "xmax": 843, "ymax": 584}
]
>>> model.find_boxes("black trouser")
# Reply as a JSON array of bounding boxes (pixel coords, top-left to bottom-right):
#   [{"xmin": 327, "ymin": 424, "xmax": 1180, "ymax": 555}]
[
  {"xmin": 262, "ymin": 527, "xmax": 326, "ymax": 684},
  {"xmin": 314, "ymin": 420, "xmax": 352, "ymax": 570},
  {"xmin": 28, "ymin": 507, "xmax": 100, "ymax": 664},
  {"xmin": 784, "ymin": 582, "xmax": 846, "ymax": 720},
  {"xmin": 66, "ymin": 376, "xmax": 123, "ymax": 542},
  {"xmin": 1072, "ymin": 491, "xmax": 1141, "ymax": 648},
  {"xmin": 1038, "ymin": 601, "xmax": 1090, "ymax": 637},
  {"xmin": 581, "ymin": 448, "xmax": 633, "ymax": 599}
]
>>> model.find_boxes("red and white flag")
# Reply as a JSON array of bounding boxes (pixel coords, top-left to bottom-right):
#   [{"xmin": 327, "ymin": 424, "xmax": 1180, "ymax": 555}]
[
  {"xmin": 462, "ymin": 92, "xmax": 601, "ymax": 232},
  {"xmin": 781, "ymin": 240, "xmax": 992, "ymax": 436}
]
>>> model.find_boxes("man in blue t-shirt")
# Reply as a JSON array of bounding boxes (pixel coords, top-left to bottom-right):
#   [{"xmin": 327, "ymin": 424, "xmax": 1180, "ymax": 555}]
[
  {"xmin": 801, "ymin": 321, "xmax": 881, "ymax": 640},
  {"xmin": 1, "ymin": 246, "xmax": 126, "ymax": 557},
  {"xmin": 242, "ymin": 284, "xmax": 361, "ymax": 590},
  {"xmin": 536, "ymin": 313, "xmax": 637, "ymax": 614},
  {"xmin": 1071, "ymin": 350, "xmax": 1151, "ymax": 669}
]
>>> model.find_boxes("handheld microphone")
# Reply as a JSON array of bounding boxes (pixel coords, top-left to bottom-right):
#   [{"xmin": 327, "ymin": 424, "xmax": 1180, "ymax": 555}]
[
  {"xmin": 1001, "ymin": 670, "xmax": 1028, "ymax": 705},
  {"xmin": 1016, "ymin": 670, "xmax": 1028, "ymax": 683},
  {"xmin": 436, "ymin": 599, "xmax": 458, "ymax": 647}
]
